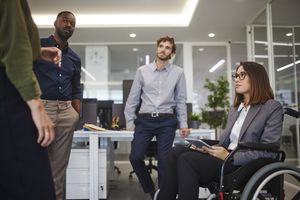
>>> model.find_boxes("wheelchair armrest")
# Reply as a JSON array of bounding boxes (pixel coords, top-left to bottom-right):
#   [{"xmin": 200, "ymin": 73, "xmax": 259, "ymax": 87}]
[
  {"xmin": 225, "ymin": 142, "xmax": 285, "ymax": 163},
  {"xmin": 238, "ymin": 142, "xmax": 279, "ymax": 153}
]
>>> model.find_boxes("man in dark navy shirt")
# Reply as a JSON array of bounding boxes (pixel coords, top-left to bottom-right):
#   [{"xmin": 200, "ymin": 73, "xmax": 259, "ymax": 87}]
[{"xmin": 34, "ymin": 11, "xmax": 81, "ymax": 200}]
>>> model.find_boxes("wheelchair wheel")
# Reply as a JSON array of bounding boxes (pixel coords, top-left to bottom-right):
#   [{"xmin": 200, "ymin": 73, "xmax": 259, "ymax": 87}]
[{"xmin": 241, "ymin": 162, "xmax": 300, "ymax": 200}]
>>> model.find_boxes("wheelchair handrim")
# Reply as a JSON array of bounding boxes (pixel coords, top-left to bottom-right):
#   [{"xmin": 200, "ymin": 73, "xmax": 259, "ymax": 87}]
[{"xmin": 252, "ymin": 169, "xmax": 300, "ymax": 200}]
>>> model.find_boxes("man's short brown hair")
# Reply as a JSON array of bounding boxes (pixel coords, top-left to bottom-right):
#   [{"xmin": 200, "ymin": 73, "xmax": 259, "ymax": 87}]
[{"xmin": 157, "ymin": 36, "xmax": 176, "ymax": 54}]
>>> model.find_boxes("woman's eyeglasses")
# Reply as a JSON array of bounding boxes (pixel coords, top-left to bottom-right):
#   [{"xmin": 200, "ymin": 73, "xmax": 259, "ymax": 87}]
[{"xmin": 232, "ymin": 71, "xmax": 247, "ymax": 80}]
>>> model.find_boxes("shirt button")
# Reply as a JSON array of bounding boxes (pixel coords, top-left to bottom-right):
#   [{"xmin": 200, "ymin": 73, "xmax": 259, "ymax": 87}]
[
  {"xmin": 59, "ymin": 86, "xmax": 61, "ymax": 90},
  {"xmin": 59, "ymin": 74, "xmax": 62, "ymax": 77}
]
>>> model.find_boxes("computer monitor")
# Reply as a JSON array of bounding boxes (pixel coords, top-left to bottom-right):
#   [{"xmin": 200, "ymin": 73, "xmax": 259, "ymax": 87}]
[
  {"xmin": 122, "ymin": 80, "xmax": 141, "ymax": 114},
  {"xmin": 81, "ymin": 98, "xmax": 98, "ymax": 125},
  {"xmin": 97, "ymin": 100, "xmax": 113, "ymax": 129},
  {"xmin": 122, "ymin": 80, "xmax": 134, "ymax": 109}
]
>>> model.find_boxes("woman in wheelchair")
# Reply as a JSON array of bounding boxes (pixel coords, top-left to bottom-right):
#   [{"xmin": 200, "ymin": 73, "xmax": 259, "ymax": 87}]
[{"xmin": 156, "ymin": 61, "xmax": 284, "ymax": 200}]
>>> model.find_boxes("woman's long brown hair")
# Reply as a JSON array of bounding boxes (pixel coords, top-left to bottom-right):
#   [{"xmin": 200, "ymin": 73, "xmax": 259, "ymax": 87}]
[{"xmin": 233, "ymin": 62, "xmax": 274, "ymax": 108}]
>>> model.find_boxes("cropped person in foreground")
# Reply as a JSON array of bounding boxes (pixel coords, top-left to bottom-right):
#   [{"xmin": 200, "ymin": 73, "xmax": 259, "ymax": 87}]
[
  {"xmin": 0, "ymin": 0, "xmax": 61, "ymax": 199},
  {"xmin": 156, "ymin": 61, "xmax": 283, "ymax": 200}
]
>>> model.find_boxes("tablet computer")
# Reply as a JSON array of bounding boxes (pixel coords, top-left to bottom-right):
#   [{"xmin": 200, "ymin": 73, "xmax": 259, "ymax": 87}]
[{"xmin": 185, "ymin": 138, "xmax": 213, "ymax": 149}]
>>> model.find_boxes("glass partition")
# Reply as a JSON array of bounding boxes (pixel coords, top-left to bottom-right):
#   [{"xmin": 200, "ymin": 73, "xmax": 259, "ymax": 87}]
[
  {"xmin": 192, "ymin": 45, "xmax": 227, "ymax": 113},
  {"xmin": 252, "ymin": 9, "xmax": 269, "ymax": 72},
  {"xmin": 70, "ymin": 44, "xmax": 183, "ymax": 103},
  {"xmin": 271, "ymin": 0, "xmax": 300, "ymax": 164},
  {"xmin": 248, "ymin": 0, "xmax": 300, "ymax": 165},
  {"xmin": 230, "ymin": 43, "xmax": 247, "ymax": 99}
]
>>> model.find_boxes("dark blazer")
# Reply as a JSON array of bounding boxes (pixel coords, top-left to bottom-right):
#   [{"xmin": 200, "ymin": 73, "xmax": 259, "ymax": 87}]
[{"xmin": 219, "ymin": 99, "xmax": 283, "ymax": 166}]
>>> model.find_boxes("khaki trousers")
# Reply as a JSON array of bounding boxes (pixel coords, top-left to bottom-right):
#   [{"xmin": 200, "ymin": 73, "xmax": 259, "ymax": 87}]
[{"xmin": 42, "ymin": 100, "xmax": 79, "ymax": 200}]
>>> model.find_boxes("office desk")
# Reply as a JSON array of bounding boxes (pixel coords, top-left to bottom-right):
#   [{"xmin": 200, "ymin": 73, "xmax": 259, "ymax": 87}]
[{"xmin": 67, "ymin": 129, "xmax": 215, "ymax": 200}]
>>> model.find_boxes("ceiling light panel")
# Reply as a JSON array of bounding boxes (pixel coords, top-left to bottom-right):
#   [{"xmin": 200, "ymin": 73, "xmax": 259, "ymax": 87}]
[
  {"xmin": 208, "ymin": 33, "xmax": 215, "ymax": 38},
  {"xmin": 32, "ymin": 0, "xmax": 199, "ymax": 28},
  {"xmin": 209, "ymin": 59, "xmax": 225, "ymax": 72},
  {"xmin": 129, "ymin": 33, "xmax": 136, "ymax": 38}
]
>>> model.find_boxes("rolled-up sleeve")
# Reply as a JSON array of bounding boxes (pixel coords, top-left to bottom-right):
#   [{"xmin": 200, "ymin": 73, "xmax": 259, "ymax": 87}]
[
  {"xmin": 0, "ymin": 0, "xmax": 41, "ymax": 101},
  {"xmin": 175, "ymin": 71, "xmax": 188, "ymax": 128}
]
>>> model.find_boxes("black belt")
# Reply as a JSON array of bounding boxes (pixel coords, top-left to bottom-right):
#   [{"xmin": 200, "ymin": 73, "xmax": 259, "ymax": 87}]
[{"xmin": 138, "ymin": 112, "xmax": 175, "ymax": 118}]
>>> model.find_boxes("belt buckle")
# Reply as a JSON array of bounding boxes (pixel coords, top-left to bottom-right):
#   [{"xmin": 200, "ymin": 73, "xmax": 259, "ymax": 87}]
[{"xmin": 151, "ymin": 112, "xmax": 159, "ymax": 117}]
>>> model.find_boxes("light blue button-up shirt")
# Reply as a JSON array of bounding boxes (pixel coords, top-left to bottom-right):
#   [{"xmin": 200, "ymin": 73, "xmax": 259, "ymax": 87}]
[{"xmin": 124, "ymin": 61, "xmax": 188, "ymax": 129}]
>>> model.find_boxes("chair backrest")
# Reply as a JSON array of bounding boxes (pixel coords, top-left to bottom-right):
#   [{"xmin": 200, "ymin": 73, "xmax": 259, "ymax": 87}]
[{"xmin": 145, "ymin": 141, "xmax": 157, "ymax": 157}]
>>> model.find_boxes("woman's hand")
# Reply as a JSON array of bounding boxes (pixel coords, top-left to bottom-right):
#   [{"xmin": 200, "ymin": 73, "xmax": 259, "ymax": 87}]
[
  {"xmin": 202, "ymin": 145, "xmax": 229, "ymax": 160},
  {"xmin": 27, "ymin": 98, "xmax": 55, "ymax": 147}
]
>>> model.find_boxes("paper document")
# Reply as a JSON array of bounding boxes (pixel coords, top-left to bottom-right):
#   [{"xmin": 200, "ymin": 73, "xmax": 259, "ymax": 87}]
[{"xmin": 83, "ymin": 123, "xmax": 107, "ymax": 131}]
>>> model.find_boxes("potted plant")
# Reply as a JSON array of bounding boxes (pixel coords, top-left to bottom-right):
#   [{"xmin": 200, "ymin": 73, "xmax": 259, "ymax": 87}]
[
  {"xmin": 201, "ymin": 76, "xmax": 230, "ymax": 138},
  {"xmin": 189, "ymin": 113, "xmax": 201, "ymax": 129}
]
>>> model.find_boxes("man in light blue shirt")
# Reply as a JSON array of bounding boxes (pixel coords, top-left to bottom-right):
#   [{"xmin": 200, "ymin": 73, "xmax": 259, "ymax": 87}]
[{"xmin": 124, "ymin": 36, "xmax": 190, "ymax": 199}]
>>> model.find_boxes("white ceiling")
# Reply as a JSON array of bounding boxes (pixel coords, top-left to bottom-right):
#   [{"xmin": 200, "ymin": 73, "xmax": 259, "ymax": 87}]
[
  {"xmin": 27, "ymin": 0, "xmax": 300, "ymax": 98},
  {"xmin": 28, "ymin": 0, "xmax": 279, "ymax": 43},
  {"xmin": 28, "ymin": 0, "xmax": 186, "ymax": 15},
  {"xmin": 28, "ymin": 0, "xmax": 300, "ymax": 77}
]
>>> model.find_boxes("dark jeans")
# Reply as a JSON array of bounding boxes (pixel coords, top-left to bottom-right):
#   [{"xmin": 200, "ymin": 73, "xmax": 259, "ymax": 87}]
[
  {"xmin": 129, "ymin": 116, "xmax": 177, "ymax": 193},
  {"xmin": 0, "ymin": 66, "xmax": 55, "ymax": 200},
  {"xmin": 157, "ymin": 146, "xmax": 238, "ymax": 200}
]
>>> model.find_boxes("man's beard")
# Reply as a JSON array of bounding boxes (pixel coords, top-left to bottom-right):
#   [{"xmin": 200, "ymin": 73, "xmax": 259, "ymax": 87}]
[
  {"xmin": 57, "ymin": 28, "xmax": 73, "ymax": 42},
  {"xmin": 157, "ymin": 53, "xmax": 171, "ymax": 61}
]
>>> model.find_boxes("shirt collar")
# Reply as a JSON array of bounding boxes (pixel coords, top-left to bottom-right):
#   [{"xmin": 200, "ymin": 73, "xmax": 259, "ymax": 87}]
[
  {"xmin": 150, "ymin": 61, "xmax": 171, "ymax": 72},
  {"xmin": 49, "ymin": 35, "xmax": 69, "ymax": 49},
  {"xmin": 238, "ymin": 103, "xmax": 250, "ymax": 112}
]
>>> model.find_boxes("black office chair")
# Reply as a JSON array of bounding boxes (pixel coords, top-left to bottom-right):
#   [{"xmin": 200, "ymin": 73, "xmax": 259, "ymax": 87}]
[{"xmin": 129, "ymin": 141, "xmax": 158, "ymax": 178}]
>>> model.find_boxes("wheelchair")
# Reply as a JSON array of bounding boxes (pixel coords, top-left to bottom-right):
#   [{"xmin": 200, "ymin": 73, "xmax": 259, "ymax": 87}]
[{"xmin": 204, "ymin": 107, "xmax": 300, "ymax": 200}]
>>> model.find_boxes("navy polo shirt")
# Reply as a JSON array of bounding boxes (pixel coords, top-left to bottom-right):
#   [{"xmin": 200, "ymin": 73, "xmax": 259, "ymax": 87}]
[{"xmin": 34, "ymin": 36, "xmax": 82, "ymax": 101}]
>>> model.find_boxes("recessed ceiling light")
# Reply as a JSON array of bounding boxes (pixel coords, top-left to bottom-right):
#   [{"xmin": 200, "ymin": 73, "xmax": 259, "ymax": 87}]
[
  {"xmin": 208, "ymin": 33, "xmax": 215, "ymax": 38},
  {"xmin": 132, "ymin": 48, "xmax": 139, "ymax": 52},
  {"xmin": 286, "ymin": 32, "xmax": 293, "ymax": 37},
  {"xmin": 129, "ymin": 33, "xmax": 136, "ymax": 38},
  {"xmin": 198, "ymin": 48, "xmax": 204, "ymax": 51}
]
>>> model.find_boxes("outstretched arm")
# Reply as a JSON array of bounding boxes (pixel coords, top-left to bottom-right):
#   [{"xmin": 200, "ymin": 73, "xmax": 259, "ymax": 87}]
[{"xmin": 40, "ymin": 47, "xmax": 62, "ymax": 66}]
